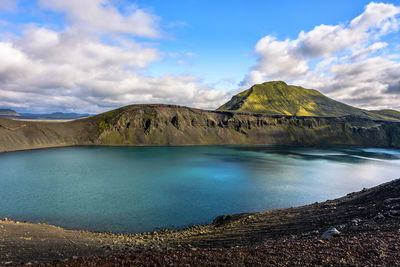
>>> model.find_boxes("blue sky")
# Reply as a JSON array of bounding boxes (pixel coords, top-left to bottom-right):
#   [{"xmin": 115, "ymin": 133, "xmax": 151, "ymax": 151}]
[
  {"xmin": 143, "ymin": 0, "xmax": 400, "ymax": 89},
  {"xmin": 0, "ymin": 0, "xmax": 399, "ymax": 113}
]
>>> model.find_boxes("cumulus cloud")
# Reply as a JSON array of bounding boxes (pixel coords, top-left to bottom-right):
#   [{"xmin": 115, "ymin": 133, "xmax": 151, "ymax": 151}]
[
  {"xmin": 38, "ymin": 0, "xmax": 161, "ymax": 38},
  {"xmin": 245, "ymin": 2, "xmax": 400, "ymax": 110},
  {"xmin": 0, "ymin": 0, "xmax": 229, "ymax": 113},
  {"xmin": 247, "ymin": 36, "xmax": 309, "ymax": 83}
]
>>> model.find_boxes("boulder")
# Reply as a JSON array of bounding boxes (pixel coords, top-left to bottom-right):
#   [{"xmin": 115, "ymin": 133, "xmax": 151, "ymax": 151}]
[{"xmin": 321, "ymin": 227, "xmax": 341, "ymax": 239}]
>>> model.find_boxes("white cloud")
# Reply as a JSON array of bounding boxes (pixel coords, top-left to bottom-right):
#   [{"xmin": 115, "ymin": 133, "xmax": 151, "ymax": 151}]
[
  {"xmin": 38, "ymin": 0, "xmax": 161, "ymax": 38},
  {"xmin": 245, "ymin": 2, "xmax": 400, "ymax": 110},
  {"xmin": 0, "ymin": 1, "xmax": 229, "ymax": 113},
  {"xmin": 0, "ymin": 0, "xmax": 16, "ymax": 12},
  {"xmin": 350, "ymin": 42, "xmax": 387, "ymax": 60}
]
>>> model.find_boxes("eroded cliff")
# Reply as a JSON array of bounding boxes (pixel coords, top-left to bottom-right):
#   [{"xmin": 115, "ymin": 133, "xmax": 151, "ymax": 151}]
[{"xmin": 1, "ymin": 104, "xmax": 399, "ymax": 152}]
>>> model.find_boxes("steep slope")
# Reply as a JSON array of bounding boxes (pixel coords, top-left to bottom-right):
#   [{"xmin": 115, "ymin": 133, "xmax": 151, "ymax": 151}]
[
  {"xmin": 0, "ymin": 117, "xmax": 98, "ymax": 152},
  {"xmin": 217, "ymin": 81, "xmax": 392, "ymax": 119},
  {"xmin": 369, "ymin": 109, "xmax": 400, "ymax": 121},
  {"xmin": 93, "ymin": 105, "xmax": 400, "ymax": 147}
]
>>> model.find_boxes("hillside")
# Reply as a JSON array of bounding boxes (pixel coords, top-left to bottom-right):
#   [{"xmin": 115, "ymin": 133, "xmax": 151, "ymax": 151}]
[
  {"xmin": 369, "ymin": 109, "xmax": 400, "ymax": 121},
  {"xmin": 1, "ymin": 104, "xmax": 400, "ymax": 152},
  {"xmin": 217, "ymin": 81, "xmax": 398, "ymax": 120},
  {"xmin": 0, "ymin": 109, "xmax": 19, "ymax": 117}
]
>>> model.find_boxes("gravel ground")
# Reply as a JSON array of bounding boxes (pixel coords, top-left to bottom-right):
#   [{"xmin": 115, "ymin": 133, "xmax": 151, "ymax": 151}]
[{"xmin": 38, "ymin": 222, "xmax": 400, "ymax": 266}]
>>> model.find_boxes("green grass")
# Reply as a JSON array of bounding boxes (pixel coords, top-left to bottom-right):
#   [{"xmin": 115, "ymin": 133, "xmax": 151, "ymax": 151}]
[
  {"xmin": 217, "ymin": 81, "xmax": 399, "ymax": 120},
  {"xmin": 369, "ymin": 109, "xmax": 400, "ymax": 121}
]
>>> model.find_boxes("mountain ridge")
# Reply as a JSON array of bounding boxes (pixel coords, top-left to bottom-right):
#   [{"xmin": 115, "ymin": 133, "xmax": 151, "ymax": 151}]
[
  {"xmin": 0, "ymin": 110, "xmax": 91, "ymax": 120},
  {"xmin": 1, "ymin": 103, "xmax": 399, "ymax": 152}
]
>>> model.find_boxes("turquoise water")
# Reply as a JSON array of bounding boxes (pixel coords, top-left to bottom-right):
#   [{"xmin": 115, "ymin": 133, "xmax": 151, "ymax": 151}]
[{"xmin": 0, "ymin": 146, "xmax": 400, "ymax": 233}]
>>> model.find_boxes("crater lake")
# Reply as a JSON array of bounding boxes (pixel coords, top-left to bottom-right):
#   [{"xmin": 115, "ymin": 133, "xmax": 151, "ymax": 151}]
[{"xmin": 1, "ymin": 146, "xmax": 399, "ymax": 233}]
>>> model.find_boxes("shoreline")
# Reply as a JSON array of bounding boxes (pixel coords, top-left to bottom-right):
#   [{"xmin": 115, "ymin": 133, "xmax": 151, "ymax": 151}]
[
  {"xmin": 2, "ymin": 143, "xmax": 400, "ymax": 154},
  {"xmin": 1, "ymin": 178, "xmax": 399, "ymax": 265}
]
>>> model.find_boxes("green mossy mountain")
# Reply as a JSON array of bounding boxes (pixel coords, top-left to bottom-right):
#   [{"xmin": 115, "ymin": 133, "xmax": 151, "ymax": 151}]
[
  {"xmin": 1, "ymin": 81, "xmax": 400, "ymax": 152},
  {"xmin": 217, "ymin": 81, "xmax": 398, "ymax": 120}
]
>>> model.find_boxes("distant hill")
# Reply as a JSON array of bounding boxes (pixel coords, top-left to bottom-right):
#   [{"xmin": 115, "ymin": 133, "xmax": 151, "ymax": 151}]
[
  {"xmin": 0, "ymin": 109, "xmax": 20, "ymax": 117},
  {"xmin": 217, "ymin": 81, "xmax": 399, "ymax": 121},
  {"xmin": 0, "ymin": 110, "xmax": 90, "ymax": 120},
  {"xmin": 19, "ymin": 112, "xmax": 91, "ymax": 120}
]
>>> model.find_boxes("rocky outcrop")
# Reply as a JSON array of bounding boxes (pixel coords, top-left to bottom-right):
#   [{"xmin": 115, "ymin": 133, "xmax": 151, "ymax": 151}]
[
  {"xmin": 94, "ymin": 105, "xmax": 400, "ymax": 148},
  {"xmin": 1, "ymin": 104, "xmax": 400, "ymax": 152}
]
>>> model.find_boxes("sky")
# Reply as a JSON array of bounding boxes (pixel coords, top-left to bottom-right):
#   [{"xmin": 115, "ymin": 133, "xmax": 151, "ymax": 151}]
[{"xmin": 0, "ymin": 0, "xmax": 399, "ymax": 113}]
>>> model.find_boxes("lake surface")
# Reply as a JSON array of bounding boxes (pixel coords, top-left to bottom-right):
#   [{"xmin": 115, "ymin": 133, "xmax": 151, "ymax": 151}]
[{"xmin": 1, "ymin": 146, "xmax": 400, "ymax": 233}]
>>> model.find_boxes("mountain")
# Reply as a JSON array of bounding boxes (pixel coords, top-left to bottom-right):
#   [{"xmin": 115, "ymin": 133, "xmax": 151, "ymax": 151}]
[
  {"xmin": 217, "ymin": 81, "xmax": 398, "ymax": 120},
  {"xmin": 0, "ymin": 110, "xmax": 90, "ymax": 120},
  {"xmin": 1, "ymin": 104, "xmax": 400, "ymax": 152},
  {"xmin": 19, "ymin": 112, "xmax": 91, "ymax": 120},
  {"xmin": 0, "ymin": 109, "xmax": 20, "ymax": 117},
  {"xmin": 1, "ymin": 82, "xmax": 400, "ymax": 152}
]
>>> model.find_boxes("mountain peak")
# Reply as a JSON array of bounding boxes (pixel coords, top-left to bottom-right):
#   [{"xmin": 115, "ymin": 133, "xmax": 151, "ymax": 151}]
[
  {"xmin": 260, "ymin": 80, "xmax": 287, "ymax": 86},
  {"xmin": 217, "ymin": 81, "xmax": 373, "ymax": 117},
  {"xmin": 218, "ymin": 81, "xmax": 331, "ymax": 116}
]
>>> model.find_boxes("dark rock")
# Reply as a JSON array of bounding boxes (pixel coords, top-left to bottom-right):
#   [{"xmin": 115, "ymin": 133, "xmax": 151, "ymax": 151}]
[
  {"xmin": 389, "ymin": 210, "xmax": 400, "ymax": 216},
  {"xmin": 373, "ymin": 214, "xmax": 385, "ymax": 220},
  {"xmin": 346, "ymin": 218, "xmax": 361, "ymax": 228},
  {"xmin": 390, "ymin": 204, "xmax": 400, "ymax": 210},
  {"xmin": 384, "ymin": 197, "xmax": 400, "ymax": 204}
]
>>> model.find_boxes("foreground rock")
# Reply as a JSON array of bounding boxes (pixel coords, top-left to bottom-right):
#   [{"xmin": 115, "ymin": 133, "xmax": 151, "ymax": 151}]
[
  {"xmin": 1, "ymin": 178, "xmax": 400, "ymax": 266},
  {"xmin": 321, "ymin": 227, "xmax": 341, "ymax": 239}
]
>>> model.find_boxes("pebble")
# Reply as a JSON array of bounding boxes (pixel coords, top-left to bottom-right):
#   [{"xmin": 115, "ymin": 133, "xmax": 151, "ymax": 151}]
[
  {"xmin": 389, "ymin": 210, "xmax": 400, "ymax": 216},
  {"xmin": 321, "ymin": 227, "xmax": 341, "ymax": 239},
  {"xmin": 374, "ymin": 213, "xmax": 385, "ymax": 220},
  {"xmin": 391, "ymin": 204, "xmax": 400, "ymax": 210},
  {"xmin": 335, "ymin": 224, "xmax": 346, "ymax": 231},
  {"xmin": 384, "ymin": 197, "xmax": 400, "ymax": 204},
  {"xmin": 347, "ymin": 218, "xmax": 361, "ymax": 227}
]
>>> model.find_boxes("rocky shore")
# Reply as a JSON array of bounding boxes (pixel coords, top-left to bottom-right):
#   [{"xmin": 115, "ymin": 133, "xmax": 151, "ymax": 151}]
[{"xmin": 1, "ymin": 178, "xmax": 399, "ymax": 266}]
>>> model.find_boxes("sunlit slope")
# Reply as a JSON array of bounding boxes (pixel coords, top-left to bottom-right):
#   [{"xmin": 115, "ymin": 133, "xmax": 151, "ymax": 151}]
[
  {"xmin": 217, "ymin": 81, "xmax": 380, "ymax": 118},
  {"xmin": 369, "ymin": 109, "xmax": 400, "ymax": 121}
]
